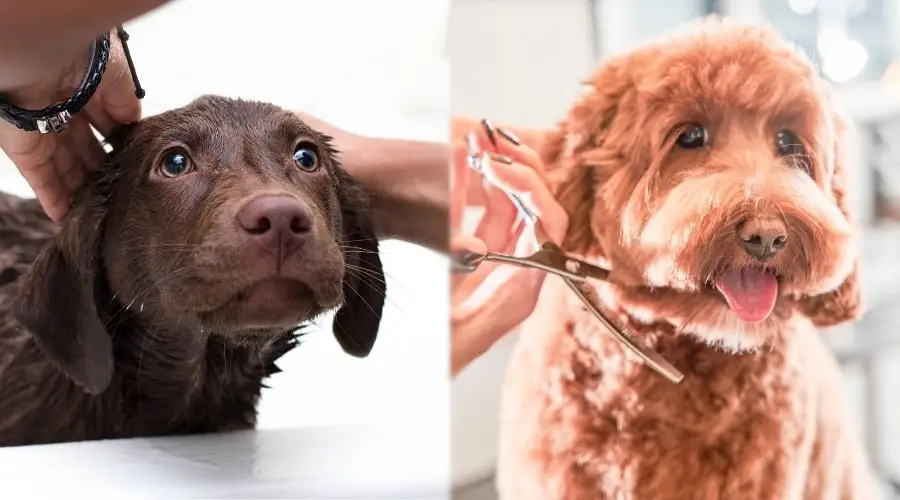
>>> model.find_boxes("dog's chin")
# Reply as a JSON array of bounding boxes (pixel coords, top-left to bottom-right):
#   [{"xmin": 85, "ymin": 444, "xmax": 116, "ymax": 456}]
[{"xmin": 197, "ymin": 277, "xmax": 342, "ymax": 334}]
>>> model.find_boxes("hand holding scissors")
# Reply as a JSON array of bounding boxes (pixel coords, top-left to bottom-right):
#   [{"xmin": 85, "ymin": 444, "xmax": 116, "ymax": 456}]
[
  {"xmin": 450, "ymin": 119, "xmax": 570, "ymax": 377},
  {"xmin": 452, "ymin": 120, "xmax": 683, "ymax": 383}
]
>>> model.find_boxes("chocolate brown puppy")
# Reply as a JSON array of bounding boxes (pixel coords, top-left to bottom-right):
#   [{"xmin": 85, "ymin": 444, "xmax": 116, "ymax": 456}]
[{"xmin": 0, "ymin": 96, "xmax": 385, "ymax": 446}]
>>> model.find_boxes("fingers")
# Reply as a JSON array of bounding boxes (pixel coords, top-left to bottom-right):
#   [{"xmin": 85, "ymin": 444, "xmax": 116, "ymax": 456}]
[
  {"xmin": 450, "ymin": 116, "xmax": 547, "ymax": 151},
  {"xmin": 452, "ymin": 178, "xmax": 521, "ymax": 300},
  {"xmin": 477, "ymin": 119, "xmax": 545, "ymax": 177},
  {"xmin": 0, "ymin": 28, "xmax": 139, "ymax": 224},
  {"xmin": 475, "ymin": 178, "xmax": 518, "ymax": 250},
  {"xmin": 450, "ymin": 234, "xmax": 486, "ymax": 302},
  {"xmin": 0, "ymin": 115, "xmax": 104, "ymax": 223},
  {"xmin": 451, "ymin": 265, "xmax": 548, "ymax": 374},
  {"xmin": 0, "ymin": 124, "xmax": 68, "ymax": 221},
  {"xmin": 481, "ymin": 153, "xmax": 569, "ymax": 245},
  {"xmin": 85, "ymin": 32, "xmax": 142, "ymax": 135},
  {"xmin": 67, "ymin": 115, "xmax": 106, "ymax": 174},
  {"xmin": 450, "ymin": 118, "xmax": 548, "ymax": 210}
]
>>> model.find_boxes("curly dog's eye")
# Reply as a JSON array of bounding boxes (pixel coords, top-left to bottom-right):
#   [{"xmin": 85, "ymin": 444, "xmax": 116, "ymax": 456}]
[
  {"xmin": 675, "ymin": 124, "xmax": 708, "ymax": 149},
  {"xmin": 158, "ymin": 149, "xmax": 193, "ymax": 178},
  {"xmin": 293, "ymin": 143, "xmax": 319, "ymax": 172},
  {"xmin": 775, "ymin": 130, "xmax": 811, "ymax": 175},
  {"xmin": 775, "ymin": 130, "xmax": 805, "ymax": 157}
]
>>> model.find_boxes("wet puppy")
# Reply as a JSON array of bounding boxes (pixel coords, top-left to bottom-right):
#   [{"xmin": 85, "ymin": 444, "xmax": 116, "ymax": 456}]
[{"xmin": 0, "ymin": 96, "xmax": 385, "ymax": 445}]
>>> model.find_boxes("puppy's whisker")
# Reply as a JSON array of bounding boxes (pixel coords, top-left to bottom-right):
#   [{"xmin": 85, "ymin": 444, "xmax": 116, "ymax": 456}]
[
  {"xmin": 346, "ymin": 268, "xmax": 398, "ymax": 309},
  {"xmin": 344, "ymin": 282, "xmax": 381, "ymax": 319},
  {"xmin": 339, "ymin": 246, "xmax": 395, "ymax": 257},
  {"xmin": 341, "ymin": 239, "xmax": 380, "ymax": 247},
  {"xmin": 345, "ymin": 267, "xmax": 392, "ymax": 297},
  {"xmin": 344, "ymin": 264, "xmax": 387, "ymax": 286}
]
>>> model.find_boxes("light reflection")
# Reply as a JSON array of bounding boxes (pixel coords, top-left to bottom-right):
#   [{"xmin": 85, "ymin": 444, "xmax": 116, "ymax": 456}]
[
  {"xmin": 821, "ymin": 38, "xmax": 869, "ymax": 82},
  {"xmin": 788, "ymin": 0, "xmax": 819, "ymax": 15}
]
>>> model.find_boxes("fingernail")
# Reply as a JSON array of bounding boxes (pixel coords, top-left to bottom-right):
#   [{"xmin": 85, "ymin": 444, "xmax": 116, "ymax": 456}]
[
  {"xmin": 480, "ymin": 118, "xmax": 498, "ymax": 147},
  {"xmin": 486, "ymin": 152, "xmax": 513, "ymax": 165},
  {"xmin": 496, "ymin": 127, "xmax": 521, "ymax": 146}
]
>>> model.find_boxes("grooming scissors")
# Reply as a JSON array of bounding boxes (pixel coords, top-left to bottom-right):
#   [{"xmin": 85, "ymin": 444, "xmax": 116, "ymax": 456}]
[{"xmin": 455, "ymin": 125, "xmax": 684, "ymax": 384}]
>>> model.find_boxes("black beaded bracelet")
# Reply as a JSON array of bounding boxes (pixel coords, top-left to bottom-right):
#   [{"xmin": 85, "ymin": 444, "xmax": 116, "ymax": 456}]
[{"xmin": 0, "ymin": 26, "xmax": 145, "ymax": 134}]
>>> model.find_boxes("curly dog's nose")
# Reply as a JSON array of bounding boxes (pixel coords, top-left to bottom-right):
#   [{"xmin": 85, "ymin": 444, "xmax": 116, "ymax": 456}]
[
  {"xmin": 737, "ymin": 218, "xmax": 787, "ymax": 261},
  {"xmin": 237, "ymin": 196, "xmax": 314, "ymax": 262}
]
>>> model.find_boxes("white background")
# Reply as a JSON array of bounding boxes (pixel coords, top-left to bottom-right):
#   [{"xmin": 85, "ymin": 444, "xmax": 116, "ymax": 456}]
[{"xmin": 0, "ymin": 0, "xmax": 451, "ymax": 493}]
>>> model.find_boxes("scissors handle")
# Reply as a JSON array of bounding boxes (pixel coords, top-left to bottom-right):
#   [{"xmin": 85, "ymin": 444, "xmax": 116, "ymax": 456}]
[{"xmin": 451, "ymin": 242, "xmax": 610, "ymax": 283}]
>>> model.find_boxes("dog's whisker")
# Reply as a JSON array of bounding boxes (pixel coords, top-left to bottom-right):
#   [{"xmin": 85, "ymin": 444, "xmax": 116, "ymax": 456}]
[{"xmin": 345, "ymin": 264, "xmax": 388, "ymax": 286}]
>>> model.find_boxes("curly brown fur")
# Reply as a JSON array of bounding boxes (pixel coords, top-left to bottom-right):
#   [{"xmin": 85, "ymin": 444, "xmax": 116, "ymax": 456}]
[
  {"xmin": 0, "ymin": 96, "xmax": 385, "ymax": 446},
  {"xmin": 497, "ymin": 18, "xmax": 875, "ymax": 500}
]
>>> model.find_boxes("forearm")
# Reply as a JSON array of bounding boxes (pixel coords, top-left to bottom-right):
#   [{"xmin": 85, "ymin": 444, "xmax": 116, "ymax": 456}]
[
  {"xmin": 347, "ymin": 137, "xmax": 449, "ymax": 253},
  {"xmin": 0, "ymin": 0, "xmax": 172, "ymax": 90}
]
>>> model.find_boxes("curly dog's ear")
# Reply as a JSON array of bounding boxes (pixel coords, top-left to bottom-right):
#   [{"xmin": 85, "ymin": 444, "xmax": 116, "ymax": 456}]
[
  {"xmin": 795, "ymin": 114, "xmax": 863, "ymax": 327},
  {"xmin": 542, "ymin": 55, "xmax": 644, "ymax": 256}
]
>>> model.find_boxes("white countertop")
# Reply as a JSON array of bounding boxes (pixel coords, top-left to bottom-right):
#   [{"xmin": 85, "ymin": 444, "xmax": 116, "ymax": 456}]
[{"xmin": 0, "ymin": 421, "xmax": 449, "ymax": 499}]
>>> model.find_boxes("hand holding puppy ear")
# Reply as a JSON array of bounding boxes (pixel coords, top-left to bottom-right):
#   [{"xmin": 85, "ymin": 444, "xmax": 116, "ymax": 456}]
[
  {"xmin": 0, "ymin": 31, "xmax": 141, "ymax": 222},
  {"xmin": 450, "ymin": 119, "xmax": 568, "ymax": 377}
]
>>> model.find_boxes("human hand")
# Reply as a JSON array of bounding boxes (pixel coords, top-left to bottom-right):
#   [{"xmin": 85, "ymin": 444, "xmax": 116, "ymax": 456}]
[
  {"xmin": 0, "ymin": 30, "xmax": 141, "ymax": 221},
  {"xmin": 450, "ymin": 120, "xmax": 568, "ymax": 376},
  {"xmin": 450, "ymin": 117, "xmax": 548, "ymax": 209},
  {"xmin": 299, "ymin": 112, "xmax": 449, "ymax": 251}
]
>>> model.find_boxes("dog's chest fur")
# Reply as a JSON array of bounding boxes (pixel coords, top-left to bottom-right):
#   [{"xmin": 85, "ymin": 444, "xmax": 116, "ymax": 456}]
[
  {"xmin": 0, "ymin": 193, "xmax": 297, "ymax": 446},
  {"xmin": 497, "ymin": 279, "xmax": 867, "ymax": 500}
]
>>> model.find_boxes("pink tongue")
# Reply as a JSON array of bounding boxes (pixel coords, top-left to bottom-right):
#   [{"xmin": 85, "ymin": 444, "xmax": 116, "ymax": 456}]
[{"xmin": 714, "ymin": 269, "xmax": 779, "ymax": 323}]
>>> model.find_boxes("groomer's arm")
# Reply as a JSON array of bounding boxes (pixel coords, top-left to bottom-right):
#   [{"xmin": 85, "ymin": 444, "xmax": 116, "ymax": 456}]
[
  {"xmin": 348, "ymin": 138, "xmax": 450, "ymax": 253},
  {"xmin": 0, "ymin": 0, "xmax": 172, "ymax": 90},
  {"xmin": 296, "ymin": 113, "xmax": 450, "ymax": 253},
  {"xmin": 345, "ymin": 118, "xmax": 545, "ymax": 254}
]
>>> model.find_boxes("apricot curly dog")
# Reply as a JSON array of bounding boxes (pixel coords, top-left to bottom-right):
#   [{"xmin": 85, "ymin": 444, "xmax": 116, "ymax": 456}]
[{"xmin": 497, "ymin": 18, "xmax": 876, "ymax": 500}]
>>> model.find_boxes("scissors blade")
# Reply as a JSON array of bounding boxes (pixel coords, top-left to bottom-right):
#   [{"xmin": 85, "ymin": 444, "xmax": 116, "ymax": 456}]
[
  {"xmin": 564, "ymin": 279, "xmax": 684, "ymax": 383},
  {"xmin": 524, "ymin": 242, "xmax": 610, "ymax": 281},
  {"xmin": 503, "ymin": 249, "xmax": 602, "ymax": 282}
]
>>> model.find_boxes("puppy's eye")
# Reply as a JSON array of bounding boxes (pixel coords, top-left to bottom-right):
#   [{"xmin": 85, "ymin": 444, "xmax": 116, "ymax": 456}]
[
  {"xmin": 293, "ymin": 143, "xmax": 319, "ymax": 172},
  {"xmin": 775, "ymin": 130, "xmax": 805, "ymax": 157},
  {"xmin": 675, "ymin": 124, "xmax": 708, "ymax": 149},
  {"xmin": 159, "ymin": 150, "xmax": 193, "ymax": 177}
]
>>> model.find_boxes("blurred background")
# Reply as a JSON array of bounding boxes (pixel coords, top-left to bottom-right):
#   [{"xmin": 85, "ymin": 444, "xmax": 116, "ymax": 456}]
[
  {"xmin": 450, "ymin": 0, "xmax": 900, "ymax": 498},
  {"xmin": 0, "ymin": 0, "xmax": 450, "ymax": 496}
]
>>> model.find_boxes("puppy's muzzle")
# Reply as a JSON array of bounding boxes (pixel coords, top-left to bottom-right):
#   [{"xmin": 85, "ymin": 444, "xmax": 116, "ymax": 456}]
[
  {"xmin": 736, "ymin": 217, "xmax": 787, "ymax": 261},
  {"xmin": 236, "ymin": 195, "xmax": 315, "ymax": 266}
]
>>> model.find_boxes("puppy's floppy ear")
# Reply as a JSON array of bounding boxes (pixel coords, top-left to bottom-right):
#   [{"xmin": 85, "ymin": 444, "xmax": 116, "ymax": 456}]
[
  {"xmin": 542, "ymin": 55, "xmax": 641, "ymax": 256},
  {"xmin": 796, "ymin": 113, "xmax": 863, "ymax": 327},
  {"xmin": 332, "ymin": 169, "xmax": 386, "ymax": 357},
  {"xmin": 12, "ymin": 180, "xmax": 114, "ymax": 394}
]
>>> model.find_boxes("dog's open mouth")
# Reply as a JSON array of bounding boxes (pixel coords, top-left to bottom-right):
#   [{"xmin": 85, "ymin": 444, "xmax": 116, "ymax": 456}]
[{"xmin": 713, "ymin": 268, "xmax": 779, "ymax": 323}]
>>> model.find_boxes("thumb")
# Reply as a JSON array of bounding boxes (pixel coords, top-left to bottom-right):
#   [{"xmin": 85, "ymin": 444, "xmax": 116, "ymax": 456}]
[{"xmin": 85, "ymin": 33, "xmax": 142, "ymax": 134}]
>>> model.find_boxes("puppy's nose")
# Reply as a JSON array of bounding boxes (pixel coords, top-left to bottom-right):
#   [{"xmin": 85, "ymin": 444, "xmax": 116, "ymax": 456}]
[
  {"xmin": 737, "ymin": 218, "xmax": 787, "ymax": 261},
  {"xmin": 236, "ymin": 196, "xmax": 314, "ymax": 261}
]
